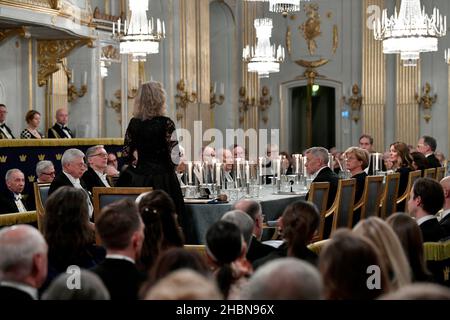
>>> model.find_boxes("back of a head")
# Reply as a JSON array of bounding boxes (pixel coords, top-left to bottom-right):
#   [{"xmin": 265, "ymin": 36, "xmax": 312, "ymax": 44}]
[
  {"xmin": 133, "ymin": 81, "xmax": 166, "ymax": 120},
  {"xmin": 380, "ymin": 283, "xmax": 450, "ymax": 300},
  {"xmin": 206, "ymin": 221, "xmax": 242, "ymax": 265},
  {"xmin": 221, "ymin": 210, "xmax": 254, "ymax": 249},
  {"xmin": 0, "ymin": 225, "xmax": 47, "ymax": 283},
  {"xmin": 353, "ymin": 217, "xmax": 411, "ymax": 289},
  {"xmin": 422, "ymin": 135, "xmax": 437, "ymax": 152},
  {"xmin": 145, "ymin": 269, "xmax": 222, "ymax": 300},
  {"xmin": 232, "ymin": 199, "xmax": 261, "ymax": 221},
  {"xmin": 242, "ymin": 257, "xmax": 322, "ymax": 300},
  {"xmin": 42, "ymin": 268, "xmax": 110, "ymax": 300},
  {"xmin": 412, "ymin": 177, "xmax": 445, "ymax": 215},
  {"xmin": 282, "ymin": 201, "xmax": 319, "ymax": 248},
  {"xmin": 319, "ymin": 229, "xmax": 388, "ymax": 300},
  {"xmin": 96, "ymin": 198, "xmax": 142, "ymax": 250}
]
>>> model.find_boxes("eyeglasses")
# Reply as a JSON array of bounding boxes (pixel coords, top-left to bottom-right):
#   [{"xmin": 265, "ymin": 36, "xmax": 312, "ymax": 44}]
[
  {"xmin": 41, "ymin": 171, "xmax": 55, "ymax": 176},
  {"xmin": 90, "ymin": 153, "xmax": 108, "ymax": 158}
]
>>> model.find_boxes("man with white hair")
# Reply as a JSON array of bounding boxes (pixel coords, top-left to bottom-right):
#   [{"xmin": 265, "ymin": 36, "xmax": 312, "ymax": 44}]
[
  {"xmin": 36, "ymin": 160, "xmax": 55, "ymax": 183},
  {"xmin": 221, "ymin": 209, "xmax": 254, "ymax": 254},
  {"xmin": 0, "ymin": 225, "xmax": 48, "ymax": 300},
  {"xmin": 241, "ymin": 258, "xmax": 323, "ymax": 300},
  {"xmin": 82, "ymin": 145, "xmax": 111, "ymax": 193},
  {"xmin": 0, "ymin": 169, "xmax": 28, "ymax": 214},
  {"xmin": 48, "ymin": 148, "xmax": 93, "ymax": 218}
]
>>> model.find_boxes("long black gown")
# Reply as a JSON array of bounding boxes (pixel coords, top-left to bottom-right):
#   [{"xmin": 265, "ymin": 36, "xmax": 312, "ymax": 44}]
[{"xmin": 119, "ymin": 116, "xmax": 189, "ymax": 237}]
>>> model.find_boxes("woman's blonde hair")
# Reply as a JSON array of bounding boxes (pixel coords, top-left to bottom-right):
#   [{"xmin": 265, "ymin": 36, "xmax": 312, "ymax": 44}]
[
  {"xmin": 344, "ymin": 146, "xmax": 369, "ymax": 169},
  {"xmin": 133, "ymin": 81, "xmax": 166, "ymax": 120},
  {"xmin": 353, "ymin": 217, "xmax": 412, "ymax": 290}
]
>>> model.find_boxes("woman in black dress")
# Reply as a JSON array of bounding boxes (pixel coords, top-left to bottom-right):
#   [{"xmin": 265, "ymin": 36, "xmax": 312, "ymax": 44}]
[
  {"xmin": 120, "ymin": 81, "xmax": 186, "ymax": 235},
  {"xmin": 389, "ymin": 141, "xmax": 414, "ymax": 211}
]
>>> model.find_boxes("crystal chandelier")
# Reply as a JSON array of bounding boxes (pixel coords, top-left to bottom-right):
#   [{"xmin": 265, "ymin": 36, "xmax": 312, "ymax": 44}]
[
  {"xmin": 242, "ymin": 18, "xmax": 285, "ymax": 78},
  {"xmin": 245, "ymin": 0, "xmax": 308, "ymax": 16},
  {"xmin": 373, "ymin": 0, "xmax": 446, "ymax": 65},
  {"xmin": 113, "ymin": 0, "xmax": 165, "ymax": 62}
]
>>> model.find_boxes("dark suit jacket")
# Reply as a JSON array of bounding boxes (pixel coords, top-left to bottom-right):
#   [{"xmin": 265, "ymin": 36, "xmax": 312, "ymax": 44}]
[
  {"xmin": 253, "ymin": 242, "xmax": 318, "ymax": 270},
  {"xmin": 426, "ymin": 154, "xmax": 442, "ymax": 169},
  {"xmin": 0, "ymin": 191, "xmax": 29, "ymax": 214},
  {"xmin": 246, "ymin": 235, "xmax": 276, "ymax": 263},
  {"xmin": 0, "ymin": 123, "xmax": 15, "ymax": 139},
  {"xmin": 81, "ymin": 167, "xmax": 108, "ymax": 193},
  {"xmin": 47, "ymin": 123, "xmax": 74, "ymax": 139},
  {"xmin": 0, "ymin": 286, "xmax": 34, "ymax": 300},
  {"xmin": 48, "ymin": 172, "xmax": 89, "ymax": 196},
  {"xmin": 439, "ymin": 213, "xmax": 450, "ymax": 238},
  {"xmin": 306, "ymin": 167, "xmax": 340, "ymax": 209},
  {"xmin": 91, "ymin": 258, "xmax": 147, "ymax": 300},
  {"xmin": 420, "ymin": 217, "xmax": 446, "ymax": 242},
  {"xmin": 353, "ymin": 171, "xmax": 367, "ymax": 204}
]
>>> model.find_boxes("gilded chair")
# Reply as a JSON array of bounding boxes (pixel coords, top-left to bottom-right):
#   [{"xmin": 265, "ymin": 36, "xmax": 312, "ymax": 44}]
[
  {"xmin": 307, "ymin": 239, "xmax": 330, "ymax": 255},
  {"xmin": 423, "ymin": 240, "xmax": 450, "ymax": 287},
  {"xmin": 33, "ymin": 182, "xmax": 51, "ymax": 232},
  {"xmin": 396, "ymin": 170, "xmax": 422, "ymax": 213},
  {"xmin": 184, "ymin": 244, "xmax": 207, "ymax": 262},
  {"xmin": 356, "ymin": 175, "xmax": 384, "ymax": 220},
  {"xmin": 380, "ymin": 173, "xmax": 400, "ymax": 219},
  {"xmin": 423, "ymin": 167, "xmax": 436, "ymax": 180},
  {"xmin": 0, "ymin": 211, "xmax": 37, "ymax": 227},
  {"xmin": 436, "ymin": 167, "xmax": 445, "ymax": 182},
  {"xmin": 307, "ymin": 182, "xmax": 330, "ymax": 242}
]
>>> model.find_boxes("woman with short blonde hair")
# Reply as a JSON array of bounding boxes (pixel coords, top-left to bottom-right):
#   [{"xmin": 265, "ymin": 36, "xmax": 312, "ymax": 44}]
[{"xmin": 344, "ymin": 147, "xmax": 369, "ymax": 207}]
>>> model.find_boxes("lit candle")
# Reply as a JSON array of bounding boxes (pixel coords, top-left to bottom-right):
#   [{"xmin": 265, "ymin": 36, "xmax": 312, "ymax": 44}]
[
  {"xmin": 199, "ymin": 164, "xmax": 203, "ymax": 184},
  {"xmin": 245, "ymin": 161, "xmax": 250, "ymax": 184},
  {"xmin": 187, "ymin": 161, "xmax": 192, "ymax": 184},
  {"xmin": 294, "ymin": 154, "xmax": 300, "ymax": 174},
  {"xmin": 276, "ymin": 158, "xmax": 281, "ymax": 179},
  {"xmin": 216, "ymin": 163, "xmax": 221, "ymax": 185},
  {"xmin": 236, "ymin": 158, "xmax": 241, "ymax": 178},
  {"xmin": 112, "ymin": 22, "xmax": 115, "ymax": 35},
  {"xmin": 259, "ymin": 157, "xmax": 263, "ymax": 176},
  {"xmin": 220, "ymin": 82, "xmax": 225, "ymax": 95},
  {"xmin": 118, "ymin": 18, "xmax": 121, "ymax": 32}
]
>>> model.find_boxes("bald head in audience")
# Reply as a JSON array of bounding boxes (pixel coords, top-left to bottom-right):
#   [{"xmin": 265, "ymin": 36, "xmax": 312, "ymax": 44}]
[
  {"xmin": 221, "ymin": 209, "xmax": 254, "ymax": 251},
  {"xmin": 0, "ymin": 225, "xmax": 48, "ymax": 299},
  {"xmin": 241, "ymin": 258, "xmax": 322, "ymax": 300},
  {"xmin": 145, "ymin": 269, "xmax": 222, "ymax": 300},
  {"xmin": 232, "ymin": 199, "xmax": 264, "ymax": 240}
]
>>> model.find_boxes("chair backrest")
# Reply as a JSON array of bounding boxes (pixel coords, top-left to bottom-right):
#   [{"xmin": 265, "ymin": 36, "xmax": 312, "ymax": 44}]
[
  {"xmin": 307, "ymin": 239, "xmax": 330, "ymax": 255},
  {"xmin": 184, "ymin": 244, "xmax": 207, "ymax": 262},
  {"xmin": 396, "ymin": 170, "xmax": 422, "ymax": 209},
  {"xmin": 360, "ymin": 175, "xmax": 385, "ymax": 219},
  {"xmin": 307, "ymin": 181, "xmax": 330, "ymax": 218},
  {"xmin": 332, "ymin": 179, "xmax": 356, "ymax": 231},
  {"xmin": 436, "ymin": 167, "xmax": 445, "ymax": 181},
  {"xmin": 423, "ymin": 240, "xmax": 450, "ymax": 287},
  {"xmin": 380, "ymin": 173, "xmax": 400, "ymax": 219},
  {"xmin": 0, "ymin": 211, "xmax": 37, "ymax": 227},
  {"xmin": 424, "ymin": 167, "xmax": 436, "ymax": 180},
  {"xmin": 33, "ymin": 182, "xmax": 51, "ymax": 232}
]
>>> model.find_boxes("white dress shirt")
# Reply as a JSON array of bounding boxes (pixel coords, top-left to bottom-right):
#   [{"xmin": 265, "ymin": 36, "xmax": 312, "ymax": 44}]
[
  {"xmin": 95, "ymin": 169, "xmax": 111, "ymax": 187},
  {"xmin": 105, "ymin": 254, "xmax": 135, "ymax": 264},
  {"xmin": 58, "ymin": 123, "xmax": 72, "ymax": 138},
  {"xmin": 0, "ymin": 122, "xmax": 13, "ymax": 139},
  {"xmin": 63, "ymin": 171, "xmax": 94, "ymax": 218},
  {"xmin": 14, "ymin": 194, "xmax": 27, "ymax": 213}
]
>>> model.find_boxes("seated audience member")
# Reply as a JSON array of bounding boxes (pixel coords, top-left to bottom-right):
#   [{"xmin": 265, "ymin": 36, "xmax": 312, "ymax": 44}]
[
  {"xmin": 279, "ymin": 151, "xmax": 294, "ymax": 175},
  {"xmin": 47, "ymin": 108, "xmax": 74, "ymax": 138},
  {"xmin": 205, "ymin": 221, "xmax": 252, "ymax": 300},
  {"xmin": 390, "ymin": 142, "xmax": 414, "ymax": 211},
  {"xmin": 92, "ymin": 199, "xmax": 147, "ymax": 300},
  {"xmin": 20, "ymin": 110, "xmax": 44, "ymax": 139},
  {"xmin": 260, "ymin": 144, "xmax": 280, "ymax": 182},
  {"xmin": 43, "ymin": 187, "xmax": 105, "ymax": 289},
  {"xmin": 359, "ymin": 134, "xmax": 374, "ymax": 153},
  {"xmin": 232, "ymin": 199, "xmax": 275, "ymax": 263},
  {"xmin": 221, "ymin": 210, "xmax": 254, "ymax": 255},
  {"xmin": 319, "ymin": 230, "xmax": 390, "ymax": 300},
  {"xmin": 439, "ymin": 176, "xmax": 450, "ymax": 235},
  {"xmin": 115, "ymin": 150, "xmax": 139, "ymax": 187},
  {"xmin": 386, "ymin": 213, "xmax": 433, "ymax": 282},
  {"xmin": 105, "ymin": 152, "xmax": 120, "ymax": 182},
  {"xmin": 0, "ymin": 225, "xmax": 48, "ymax": 300},
  {"xmin": 231, "ymin": 144, "xmax": 246, "ymax": 160},
  {"xmin": 136, "ymin": 190, "xmax": 185, "ymax": 272},
  {"xmin": 42, "ymin": 269, "xmax": 110, "ymax": 300},
  {"xmin": 344, "ymin": 147, "xmax": 369, "ymax": 204},
  {"xmin": 0, "ymin": 103, "xmax": 15, "ymax": 139},
  {"xmin": 0, "ymin": 169, "xmax": 29, "ymax": 214},
  {"xmin": 353, "ymin": 217, "xmax": 412, "ymax": 289},
  {"xmin": 241, "ymin": 258, "xmax": 323, "ymax": 300},
  {"xmin": 216, "ymin": 148, "xmax": 234, "ymax": 182},
  {"xmin": 417, "ymin": 135, "xmax": 442, "ymax": 168},
  {"xmin": 145, "ymin": 269, "xmax": 222, "ymax": 300},
  {"xmin": 202, "ymin": 145, "xmax": 216, "ymax": 162},
  {"xmin": 107, "ymin": 152, "xmax": 119, "ymax": 171},
  {"xmin": 383, "ymin": 151, "xmax": 394, "ymax": 171},
  {"xmin": 305, "ymin": 147, "xmax": 339, "ymax": 210},
  {"xmin": 407, "ymin": 178, "xmax": 447, "ymax": 242},
  {"xmin": 253, "ymin": 201, "xmax": 319, "ymax": 269},
  {"xmin": 82, "ymin": 145, "xmax": 111, "ymax": 193},
  {"xmin": 410, "ymin": 151, "xmax": 428, "ymax": 173},
  {"xmin": 380, "ymin": 283, "xmax": 450, "ymax": 300},
  {"xmin": 36, "ymin": 160, "xmax": 55, "ymax": 183}
]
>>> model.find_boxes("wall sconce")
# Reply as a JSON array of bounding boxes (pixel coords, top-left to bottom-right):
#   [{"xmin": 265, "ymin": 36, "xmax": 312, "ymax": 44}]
[
  {"xmin": 210, "ymin": 82, "xmax": 225, "ymax": 109},
  {"xmin": 342, "ymin": 83, "xmax": 362, "ymax": 123},
  {"xmin": 175, "ymin": 79, "xmax": 197, "ymax": 121},
  {"xmin": 415, "ymin": 82, "xmax": 437, "ymax": 123},
  {"xmin": 258, "ymin": 85, "xmax": 272, "ymax": 124},
  {"xmin": 238, "ymin": 86, "xmax": 255, "ymax": 124},
  {"xmin": 67, "ymin": 69, "xmax": 88, "ymax": 102}
]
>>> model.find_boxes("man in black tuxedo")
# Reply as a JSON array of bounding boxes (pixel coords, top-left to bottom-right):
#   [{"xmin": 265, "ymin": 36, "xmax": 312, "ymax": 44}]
[
  {"xmin": 0, "ymin": 169, "xmax": 29, "ymax": 214},
  {"xmin": 92, "ymin": 199, "xmax": 146, "ymax": 300},
  {"xmin": 417, "ymin": 135, "xmax": 442, "ymax": 168},
  {"xmin": 0, "ymin": 225, "xmax": 48, "ymax": 300},
  {"xmin": 49, "ymin": 148, "xmax": 93, "ymax": 218},
  {"xmin": 47, "ymin": 108, "xmax": 74, "ymax": 138},
  {"xmin": 408, "ymin": 177, "xmax": 447, "ymax": 242},
  {"xmin": 232, "ymin": 199, "xmax": 275, "ymax": 263},
  {"xmin": 0, "ymin": 104, "xmax": 15, "ymax": 139},
  {"xmin": 305, "ymin": 147, "xmax": 339, "ymax": 209},
  {"xmin": 439, "ymin": 176, "xmax": 450, "ymax": 236},
  {"xmin": 82, "ymin": 145, "xmax": 111, "ymax": 193}
]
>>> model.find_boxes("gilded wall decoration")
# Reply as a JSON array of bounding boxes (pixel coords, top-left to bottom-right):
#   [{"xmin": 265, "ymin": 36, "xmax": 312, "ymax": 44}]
[
  {"xmin": 415, "ymin": 82, "xmax": 437, "ymax": 123},
  {"xmin": 299, "ymin": 3, "xmax": 322, "ymax": 56}
]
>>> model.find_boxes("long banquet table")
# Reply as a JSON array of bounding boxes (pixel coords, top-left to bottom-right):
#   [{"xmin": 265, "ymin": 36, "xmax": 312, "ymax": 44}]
[{"xmin": 183, "ymin": 190, "xmax": 307, "ymax": 244}]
